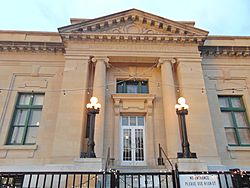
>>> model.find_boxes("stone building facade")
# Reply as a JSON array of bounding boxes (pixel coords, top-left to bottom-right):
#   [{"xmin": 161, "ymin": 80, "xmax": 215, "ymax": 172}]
[{"xmin": 0, "ymin": 9, "xmax": 250, "ymax": 173}]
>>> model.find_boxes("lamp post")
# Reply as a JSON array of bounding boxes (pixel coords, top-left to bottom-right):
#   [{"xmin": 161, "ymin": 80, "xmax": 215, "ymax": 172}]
[
  {"xmin": 85, "ymin": 96, "xmax": 101, "ymax": 158},
  {"xmin": 175, "ymin": 97, "xmax": 196, "ymax": 158}
]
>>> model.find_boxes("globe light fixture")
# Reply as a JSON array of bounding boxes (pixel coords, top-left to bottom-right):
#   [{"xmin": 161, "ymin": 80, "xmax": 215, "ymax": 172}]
[
  {"xmin": 175, "ymin": 97, "xmax": 196, "ymax": 158},
  {"xmin": 84, "ymin": 96, "xmax": 101, "ymax": 158}
]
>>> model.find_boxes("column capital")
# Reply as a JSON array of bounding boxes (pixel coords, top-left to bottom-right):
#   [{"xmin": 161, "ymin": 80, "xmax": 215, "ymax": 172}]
[
  {"xmin": 91, "ymin": 56, "xmax": 110, "ymax": 68},
  {"xmin": 157, "ymin": 58, "xmax": 177, "ymax": 68},
  {"xmin": 91, "ymin": 56, "xmax": 109, "ymax": 63}
]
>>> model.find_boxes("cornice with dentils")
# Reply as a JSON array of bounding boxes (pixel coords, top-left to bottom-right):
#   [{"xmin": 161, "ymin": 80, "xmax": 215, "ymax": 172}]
[
  {"xmin": 199, "ymin": 46, "xmax": 250, "ymax": 57},
  {"xmin": 0, "ymin": 41, "xmax": 64, "ymax": 53}
]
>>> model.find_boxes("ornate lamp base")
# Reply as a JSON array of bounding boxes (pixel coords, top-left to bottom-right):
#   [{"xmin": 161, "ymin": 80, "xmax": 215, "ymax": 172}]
[
  {"xmin": 177, "ymin": 152, "xmax": 197, "ymax": 158},
  {"xmin": 80, "ymin": 152, "xmax": 96, "ymax": 158}
]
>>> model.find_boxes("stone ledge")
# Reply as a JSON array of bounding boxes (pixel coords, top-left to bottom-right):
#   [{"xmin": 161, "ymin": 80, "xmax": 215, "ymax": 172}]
[
  {"xmin": 74, "ymin": 158, "xmax": 104, "ymax": 171},
  {"xmin": 227, "ymin": 146, "xmax": 250, "ymax": 151},
  {"xmin": 0, "ymin": 145, "xmax": 38, "ymax": 158},
  {"xmin": 0, "ymin": 163, "xmax": 104, "ymax": 172},
  {"xmin": 0, "ymin": 144, "xmax": 38, "ymax": 150},
  {"xmin": 177, "ymin": 158, "xmax": 208, "ymax": 172}
]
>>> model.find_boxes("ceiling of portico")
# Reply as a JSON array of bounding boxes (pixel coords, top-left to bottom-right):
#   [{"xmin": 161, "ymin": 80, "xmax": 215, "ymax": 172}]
[{"xmin": 58, "ymin": 9, "xmax": 208, "ymax": 42}]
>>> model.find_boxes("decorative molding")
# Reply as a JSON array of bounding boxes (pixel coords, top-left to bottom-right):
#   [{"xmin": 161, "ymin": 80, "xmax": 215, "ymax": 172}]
[
  {"xmin": 199, "ymin": 46, "xmax": 250, "ymax": 57},
  {"xmin": 0, "ymin": 145, "xmax": 38, "ymax": 159},
  {"xmin": 59, "ymin": 9, "xmax": 208, "ymax": 36},
  {"xmin": 60, "ymin": 33, "xmax": 206, "ymax": 44},
  {"xmin": 91, "ymin": 56, "xmax": 110, "ymax": 63},
  {"xmin": 111, "ymin": 94, "xmax": 155, "ymax": 116},
  {"xmin": 227, "ymin": 146, "xmax": 250, "ymax": 151},
  {"xmin": 113, "ymin": 98, "xmax": 121, "ymax": 116},
  {"xmin": 157, "ymin": 58, "xmax": 176, "ymax": 68},
  {"xmin": 59, "ymin": 9, "xmax": 208, "ymax": 44},
  {"xmin": 91, "ymin": 56, "xmax": 110, "ymax": 68},
  {"xmin": 18, "ymin": 80, "xmax": 48, "ymax": 89},
  {"xmin": 86, "ymin": 22, "xmax": 171, "ymax": 35},
  {"xmin": 0, "ymin": 41, "xmax": 65, "ymax": 53}
]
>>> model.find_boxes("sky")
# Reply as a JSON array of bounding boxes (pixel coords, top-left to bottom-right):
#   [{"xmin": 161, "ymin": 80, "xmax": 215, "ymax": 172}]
[{"xmin": 1, "ymin": 0, "xmax": 250, "ymax": 36}]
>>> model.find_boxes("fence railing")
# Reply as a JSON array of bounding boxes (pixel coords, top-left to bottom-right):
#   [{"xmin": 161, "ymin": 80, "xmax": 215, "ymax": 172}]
[
  {"xmin": 1, "ymin": 170, "xmax": 250, "ymax": 188},
  {"xmin": 0, "ymin": 171, "xmax": 108, "ymax": 188}
]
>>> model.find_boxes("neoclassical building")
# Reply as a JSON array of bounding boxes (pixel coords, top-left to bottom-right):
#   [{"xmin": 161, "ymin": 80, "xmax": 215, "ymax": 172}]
[{"xmin": 0, "ymin": 9, "xmax": 250, "ymax": 174}]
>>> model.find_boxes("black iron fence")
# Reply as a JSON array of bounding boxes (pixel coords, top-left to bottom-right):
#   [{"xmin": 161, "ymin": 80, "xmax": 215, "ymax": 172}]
[
  {"xmin": 118, "ymin": 172, "xmax": 174, "ymax": 188},
  {"xmin": 1, "ymin": 170, "xmax": 250, "ymax": 188},
  {"xmin": 0, "ymin": 171, "xmax": 108, "ymax": 188}
]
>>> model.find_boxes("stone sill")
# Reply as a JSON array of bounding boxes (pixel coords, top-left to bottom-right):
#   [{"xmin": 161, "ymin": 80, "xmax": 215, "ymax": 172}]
[
  {"xmin": 0, "ymin": 144, "xmax": 38, "ymax": 150},
  {"xmin": 112, "ymin": 93, "xmax": 155, "ymax": 100},
  {"xmin": 227, "ymin": 146, "xmax": 250, "ymax": 151}
]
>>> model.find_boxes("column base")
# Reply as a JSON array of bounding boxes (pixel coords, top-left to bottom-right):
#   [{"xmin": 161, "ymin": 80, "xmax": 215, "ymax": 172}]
[{"xmin": 176, "ymin": 158, "xmax": 208, "ymax": 171}]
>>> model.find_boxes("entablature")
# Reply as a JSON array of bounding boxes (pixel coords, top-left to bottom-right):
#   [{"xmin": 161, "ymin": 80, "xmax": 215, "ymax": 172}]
[
  {"xmin": 0, "ymin": 41, "xmax": 64, "ymax": 53},
  {"xmin": 61, "ymin": 33, "xmax": 205, "ymax": 44},
  {"xmin": 199, "ymin": 46, "xmax": 250, "ymax": 57}
]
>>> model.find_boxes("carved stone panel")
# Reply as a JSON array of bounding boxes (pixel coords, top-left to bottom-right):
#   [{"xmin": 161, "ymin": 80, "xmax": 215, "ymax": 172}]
[
  {"xmin": 111, "ymin": 94, "xmax": 155, "ymax": 115},
  {"xmin": 100, "ymin": 22, "xmax": 171, "ymax": 35}
]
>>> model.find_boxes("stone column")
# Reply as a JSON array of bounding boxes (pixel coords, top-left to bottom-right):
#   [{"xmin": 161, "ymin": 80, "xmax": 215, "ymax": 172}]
[
  {"xmin": 158, "ymin": 58, "xmax": 180, "ymax": 158},
  {"xmin": 51, "ymin": 56, "xmax": 90, "ymax": 161},
  {"xmin": 91, "ymin": 56, "xmax": 109, "ymax": 158}
]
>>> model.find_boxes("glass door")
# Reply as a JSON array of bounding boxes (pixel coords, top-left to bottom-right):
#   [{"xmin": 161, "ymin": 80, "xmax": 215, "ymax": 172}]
[{"xmin": 121, "ymin": 116, "xmax": 146, "ymax": 165}]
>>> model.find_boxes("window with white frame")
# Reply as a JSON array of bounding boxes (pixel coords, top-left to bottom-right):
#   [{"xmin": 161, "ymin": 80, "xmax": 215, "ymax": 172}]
[
  {"xmin": 121, "ymin": 116, "xmax": 145, "ymax": 165},
  {"xmin": 218, "ymin": 96, "xmax": 250, "ymax": 146},
  {"xmin": 7, "ymin": 93, "xmax": 44, "ymax": 145}
]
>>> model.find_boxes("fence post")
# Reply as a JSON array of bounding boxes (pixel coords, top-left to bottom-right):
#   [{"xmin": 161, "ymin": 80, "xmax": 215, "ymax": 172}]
[
  {"xmin": 174, "ymin": 163, "xmax": 180, "ymax": 188},
  {"xmin": 171, "ymin": 169, "xmax": 176, "ymax": 188}
]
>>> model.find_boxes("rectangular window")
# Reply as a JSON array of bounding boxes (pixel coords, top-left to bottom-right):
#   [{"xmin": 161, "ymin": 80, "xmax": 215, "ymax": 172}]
[
  {"xmin": 7, "ymin": 93, "xmax": 44, "ymax": 145},
  {"xmin": 117, "ymin": 80, "xmax": 149, "ymax": 94},
  {"xmin": 219, "ymin": 96, "xmax": 250, "ymax": 146}
]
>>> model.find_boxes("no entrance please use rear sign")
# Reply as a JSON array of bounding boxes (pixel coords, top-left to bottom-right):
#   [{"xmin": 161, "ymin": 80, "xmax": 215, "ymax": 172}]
[{"xmin": 179, "ymin": 174, "xmax": 220, "ymax": 188}]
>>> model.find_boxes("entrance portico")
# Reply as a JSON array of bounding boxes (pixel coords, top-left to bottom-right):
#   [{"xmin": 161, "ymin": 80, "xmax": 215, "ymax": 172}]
[{"xmin": 53, "ymin": 8, "xmax": 220, "ymax": 170}]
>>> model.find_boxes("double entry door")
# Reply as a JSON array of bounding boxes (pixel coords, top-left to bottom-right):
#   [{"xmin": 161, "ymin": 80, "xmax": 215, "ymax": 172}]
[{"xmin": 120, "ymin": 116, "xmax": 146, "ymax": 165}]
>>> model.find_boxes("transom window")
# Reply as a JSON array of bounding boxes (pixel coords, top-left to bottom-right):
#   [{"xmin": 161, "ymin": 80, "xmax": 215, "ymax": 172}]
[
  {"xmin": 117, "ymin": 80, "xmax": 148, "ymax": 94},
  {"xmin": 218, "ymin": 96, "xmax": 250, "ymax": 146},
  {"xmin": 121, "ymin": 116, "xmax": 145, "ymax": 165},
  {"xmin": 7, "ymin": 93, "xmax": 44, "ymax": 145}
]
